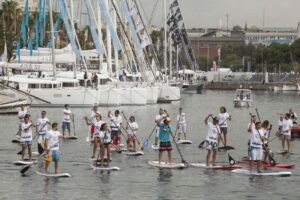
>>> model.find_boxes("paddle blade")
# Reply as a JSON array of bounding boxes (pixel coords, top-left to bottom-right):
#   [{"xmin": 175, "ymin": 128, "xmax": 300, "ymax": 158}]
[
  {"xmin": 143, "ymin": 139, "xmax": 150, "ymax": 149},
  {"xmin": 20, "ymin": 165, "xmax": 31, "ymax": 174},
  {"xmin": 38, "ymin": 143, "xmax": 44, "ymax": 155},
  {"xmin": 198, "ymin": 140, "xmax": 206, "ymax": 148},
  {"xmin": 228, "ymin": 154, "xmax": 236, "ymax": 165},
  {"xmin": 17, "ymin": 150, "xmax": 22, "ymax": 155}
]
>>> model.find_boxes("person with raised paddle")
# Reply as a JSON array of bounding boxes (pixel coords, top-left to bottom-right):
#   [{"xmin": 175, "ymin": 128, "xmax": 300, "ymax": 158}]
[
  {"xmin": 247, "ymin": 114, "xmax": 257, "ymax": 158},
  {"xmin": 62, "ymin": 104, "xmax": 73, "ymax": 138},
  {"xmin": 281, "ymin": 113, "xmax": 293, "ymax": 153},
  {"xmin": 91, "ymin": 114, "xmax": 105, "ymax": 159},
  {"xmin": 126, "ymin": 116, "xmax": 139, "ymax": 152},
  {"xmin": 176, "ymin": 107, "xmax": 187, "ymax": 141},
  {"xmin": 217, "ymin": 106, "xmax": 231, "ymax": 146},
  {"xmin": 158, "ymin": 117, "xmax": 174, "ymax": 164},
  {"xmin": 154, "ymin": 108, "xmax": 167, "ymax": 146},
  {"xmin": 44, "ymin": 122, "xmax": 64, "ymax": 174},
  {"xmin": 204, "ymin": 114, "xmax": 223, "ymax": 167},
  {"xmin": 249, "ymin": 122, "xmax": 266, "ymax": 173},
  {"xmin": 85, "ymin": 105, "xmax": 100, "ymax": 142},
  {"xmin": 20, "ymin": 115, "xmax": 36, "ymax": 161},
  {"xmin": 110, "ymin": 110, "xmax": 123, "ymax": 146},
  {"xmin": 100, "ymin": 123, "xmax": 112, "ymax": 167},
  {"xmin": 36, "ymin": 110, "xmax": 50, "ymax": 146},
  {"xmin": 261, "ymin": 120, "xmax": 273, "ymax": 163}
]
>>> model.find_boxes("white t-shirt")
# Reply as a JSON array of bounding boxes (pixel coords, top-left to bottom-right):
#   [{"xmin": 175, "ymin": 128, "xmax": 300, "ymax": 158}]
[
  {"xmin": 94, "ymin": 120, "xmax": 105, "ymax": 138},
  {"xmin": 37, "ymin": 117, "xmax": 50, "ymax": 135},
  {"xmin": 90, "ymin": 110, "xmax": 100, "ymax": 124},
  {"xmin": 20, "ymin": 122, "xmax": 33, "ymax": 142},
  {"xmin": 278, "ymin": 120, "xmax": 283, "ymax": 128},
  {"xmin": 247, "ymin": 122, "xmax": 255, "ymax": 133},
  {"xmin": 206, "ymin": 122, "xmax": 220, "ymax": 142},
  {"xmin": 155, "ymin": 114, "xmax": 163, "ymax": 127},
  {"xmin": 176, "ymin": 113, "xmax": 186, "ymax": 124},
  {"xmin": 18, "ymin": 110, "xmax": 27, "ymax": 123},
  {"xmin": 100, "ymin": 130, "xmax": 111, "ymax": 144},
  {"xmin": 250, "ymin": 128, "xmax": 264, "ymax": 148},
  {"xmin": 45, "ymin": 130, "xmax": 62, "ymax": 151},
  {"xmin": 262, "ymin": 128, "xmax": 269, "ymax": 144},
  {"xmin": 63, "ymin": 109, "xmax": 72, "ymax": 122},
  {"xmin": 127, "ymin": 122, "xmax": 138, "ymax": 135},
  {"xmin": 282, "ymin": 119, "xmax": 293, "ymax": 136},
  {"xmin": 111, "ymin": 115, "xmax": 122, "ymax": 130},
  {"xmin": 218, "ymin": 113, "xmax": 229, "ymax": 127}
]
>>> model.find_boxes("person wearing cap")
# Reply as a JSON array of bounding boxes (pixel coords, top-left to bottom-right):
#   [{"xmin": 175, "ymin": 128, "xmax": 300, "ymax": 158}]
[
  {"xmin": 158, "ymin": 117, "xmax": 174, "ymax": 164},
  {"xmin": 204, "ymin": 114, "xmax": 223, "ymax": 166}
]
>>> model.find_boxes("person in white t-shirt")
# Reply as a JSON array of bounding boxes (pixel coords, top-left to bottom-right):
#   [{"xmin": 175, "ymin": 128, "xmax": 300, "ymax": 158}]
[
  {"xmin": 20, "ymin": 115, "xmax": 36, "ymax": 161},
  {"xmin": 261, "ymin": 120, "xmax": 272, "ymax": 163},
  {"xmin": 281, "ymin": 113, "xmax": 293, "ymax": 153},
  {"xmin": 204, "ymin": 114, "xmax": 223, "ymax": 166},
  {"xmin": 110, "ymin": 110, "xmax": 123, "ymax": 146},
  {"xmin": 247, "ymin": 114, "xmax": 257, "ymax": 157},
  {"xmin": 44, "ymin": 123, "xmax": 63, "ymax": 174},
  {"xmin": 91, "ymin": 114, "xmax": 105, "ymax": 159},
  {"xmin": 100, "ymin": 123, "xmax": 112, "ymax": 167},
  {"xmin": 277, "ymin": 115, "xmax": 284, "ymax": 136},
  {"xmin": 154, "ymin": 108, "xmax": 166, "ymax": 146},
  {"xmin": 176, "ymin": 107, "xmax": 187, "ymax": 141},
  {"xmin": 289, "ymin": 108, "xmax": 297, "ymax": 123},
  {"xmin": 249, "ymin": 122, "xmax": 266, "ymax": 173},
  {"xmin": 36, "ymin": 111, "xmax": 50, "ymax": 145},
  {"xmin": 17, "ymin": 105, "xmax": 28, "ymax": 134},
  {"xmin": 217, "ymin": 107, "xmax": 231, "ymax": 146},
  {"xmin": 126, "ymin": 116, "xmax": 138, "ymax": 152},
  {"xmin": 62, "ymin": 104, "xmax": 73, "ymax": 137},
  {"xmin": 85, "ymin": 105, "xmax": 100, "ymax": 142}
]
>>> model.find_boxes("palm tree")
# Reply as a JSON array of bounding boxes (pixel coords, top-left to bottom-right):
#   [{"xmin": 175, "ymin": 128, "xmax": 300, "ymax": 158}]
[{"xmin": 1, "ymin": 0, "xmax": 22, "ymax": 33}]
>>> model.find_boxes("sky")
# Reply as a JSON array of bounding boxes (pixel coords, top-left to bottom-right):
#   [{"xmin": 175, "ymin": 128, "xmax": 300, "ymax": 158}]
[{"xmin": 137, "ymin": 0, "xmax": 300, "ymax": 29}]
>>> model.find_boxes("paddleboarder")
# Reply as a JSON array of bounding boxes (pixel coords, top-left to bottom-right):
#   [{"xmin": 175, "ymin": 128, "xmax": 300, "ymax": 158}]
[
  {"xmin": 36, "ymin": 111, "xmax": 50, "ymax": 145},
  {"xmin": 217, "ymin": 106, "xmax": 231, "ymax": 146},
  {"xmin": 17, "ymin": 105, "xmax": 28, "ymax": 135},
  {"xmin": 249, "ymin": 122, "xmax": 266, "ymax": 173},
  {"xmin": 158, "ymin": 117, "xmax": 174, "ymax": 164},
  {"xmin": 62, "ymin": 104, "xmax": 73, "ymax": 137},
  {"xmin": 261, "ymin": 120, "xmax": 272, "ymax": 162},
  {"xmin": 247, "ymin": 114, "xmax": 257, "ymax": 158},
  {"xmin": 176, "ymin": 107, "xmax": 187, "ymax": 141},
  {"xmin": 44, "ymin": 122, "xmax": 63, "ymax": 174},
  {"xmin": 110, "ymin": 110, "xmax": 123, "ymax": 146},
  {"xmin": 100, "ymin": 123, "xmax": 112, "ymax": 167},
  {"xmin": 281, "ymin": 113, "xmax": 293, "ymax": 153},
  {"xmin": 288, "ymin": 108, "xmax": 297, "ymax": 123},
  {"xmin": 85, "ymin": 105, "xmax": 100, "ymax": 141},
  {"xmin": 126, "ymin": 116, "xmax": 138, "ymax": 152},
  {"xmin": 91, "ymin": 114, "xmax": 105, "ymax": 159},
  {"xmin": 21, "ymin": 115, "xmax": 36, "ymax": 161},
  {"xmin": 204, "ymin": 114, "xmax": 223, "ymax": 166}
]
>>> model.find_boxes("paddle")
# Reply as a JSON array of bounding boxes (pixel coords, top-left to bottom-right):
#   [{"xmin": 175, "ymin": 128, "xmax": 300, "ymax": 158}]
[
  {"xmin": 255, "ymin": 108, "xmax": 261, "ymax": 122},
  {"xmin": 110, "ymin": 118, "xmax": 128, "ymax": 142},
  {"xmin": 72, "ymin": 114, "xmax": 76, "ymax": 136},
  {"xmin": 171, "ymin": 119, "xmax": 188, "ymax": 166},
  {"xmin": 110, "ymin": 143, "xmax": 123, "ymax": 154},
  {"xmin": 198, "ymin": 140, "xmax": 206, "ymax": 148},
  {"xmin": 141, "ymin": 125, "xmax": 157, "ymax": 150},
  {"xmin": 121, "ymin": 112, "xmax": 142, "ymax": 151}
]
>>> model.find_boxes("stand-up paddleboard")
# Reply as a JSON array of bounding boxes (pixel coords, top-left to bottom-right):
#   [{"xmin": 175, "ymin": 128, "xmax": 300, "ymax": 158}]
[
  {"xmin": 190, "ymin": 163, "xmax": 242, "ymax": 169},
  {"xmin": 232, "ymin": 169, "xmax": 292, "ymax": 177},
  {"xmin": 32, "ymin": 151, "xmax": 40, "ymax": 157},
  {"xmin": 90, "ymin": 157, "xmax": 112, "ymax": 162},
  {"xmin": 237, "ymin": 161, "xmax": 295, "ymax": 169},
  {"xmin": 63, "ymin": 136, "xmax": 79, "ymax": 140},
  {"xmin": 218, "ymin": 146, "xmax": 235, "ymax": 151},
  {"xmin": 14, "ymin": 159, "xmax": 37, "ymax": 165},
  {"xmin": 36, "ymin": 171, "xmax": 71, "ymax": 178},
  {"xmin": 151, "ymin": 145, "xmax": 159, "ymax": 150},
  {"xmin": 277, "ymin": 150, "xmax": 289, "ymax": 155},
  {"xmin": 122, "ymin": 151, "xmax": 144, "ymax": 156},
  {"xmin": 91, "ymin": 164, "xmax": 120, "ymax": 171},
  {"xmin": 148, "ymin": 161, "xmax": 186, "ymax": 169},
  {"xmin": 176, "ymin": 140, "xmax": 192, "ymax": 145}
]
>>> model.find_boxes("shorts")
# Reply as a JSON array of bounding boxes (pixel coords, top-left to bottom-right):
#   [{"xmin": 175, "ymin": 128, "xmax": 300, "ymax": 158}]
[
  {"xmin": 249, "ymin": 147, "xmax": 263, "ymax": 161},
  {"xmin": 206, "ymin": 140, "xmax": 218, "ymax": 151},
  {"xmin": 159, "ymin": 141, "xmax": 172, "ymax": 151},
  {"xmin": 52, "ymin": 151, "xmax": 60, "ymax": 162},
  {"xmin": 155, "ymin": 127, "xmax": 160, "ymax": 138},
  {"xmin": 103, "ymin": 143, "xmax": 111, "ymax": 148},
  {"xmin": 220, "ymin": 127, "xmax": 228, "ymax": 134},
  {"xmin": 178, "ymin": 124, "xmax": 187, "ymax": 134},
  {"xmin": 62, "ymin": 122, "xmax": 71, "ymax": 131},
  {"xmin": 90, "ymin": 125, "xmax": 95, "ymax": 137},
  {"xmin": 21, "ymin": 141, "xmax": 32, "ymax": 145},
  {"xmin": 281, "ymin": 135, "xmax": 291, "ymax": 140},
  {"xmin": 127, "ymin": 135, "xmax": 135, "ymax": 142},
  {"xmin": 38, "ymin": 134, "xmax": 46, "ymax": 143}
]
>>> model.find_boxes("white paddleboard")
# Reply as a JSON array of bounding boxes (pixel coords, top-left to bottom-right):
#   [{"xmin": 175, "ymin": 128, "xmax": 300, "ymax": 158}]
[
  {"xmin": 148, "ymin": 161, "xmax": 186, "ymax": 169},
  {"xmin": 151, "ymin": 145, "xmax": 159, "ymax": 150},
  {"xmin": 64, "ymin": 136, "xmax": 78, "ymax": 140},
  {"xmin": 176, "ymin": 140, "xmax": 193, "ymax": 145},
  {"xmin": 36, "ymin": 171, "xmax": 71, "ymax": 178},
  {"xmin": 122, "ymin": 151, "xmax": 144, "ymax": 156},
  {"xmin": 14, "ymin": 160, "xmax": 37, "ymax": 165},
  {"xmin": 232, "ymin": 169, "xmax": 292, "ymax": 177},
  {"xmin": 32, "ymin": 151, "xmax": 40, "ymax": 157},
  {"xmin": 91, "ymin": 165, "xmax": 120, "ymax": 171},
  {"xmin": 90, "ymin": 157, "xmax": 112, "ymax": 162},
  {"xmin": 190, "ymin": 163, "xmax": 242, "ymax": 169}
]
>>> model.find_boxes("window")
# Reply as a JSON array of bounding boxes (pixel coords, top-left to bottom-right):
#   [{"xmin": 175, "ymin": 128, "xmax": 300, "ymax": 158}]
[{"xmin": 28, "ymin": 84, "xmax": 39, "ymax": 89}]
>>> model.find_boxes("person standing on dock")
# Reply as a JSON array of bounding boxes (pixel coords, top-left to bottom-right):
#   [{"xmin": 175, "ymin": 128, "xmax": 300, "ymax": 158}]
[
  {"xmin": 218, "ymin": 107, "xmax": 231, "ymax": 146},
  {"xmin": 281, "ymin": 113, "xmax": 293, "ymax": 153},
  {"xmin": 176, "ymin": 107, "xmax": 187, "ymax": 141},
  {"xmin": 44, "ymin": 122, "xmax": 63, "ymax": 174},
  {"xmin": 20, "ymin": 115, "xmax": 35, "ymax": 161},
  {"xmin": 36, "ymin": 111, "xmax": 50, "ymax": 145},
  {"xmin": 62, "ymin": 104, "xmax": 73, "ymax": 137}
]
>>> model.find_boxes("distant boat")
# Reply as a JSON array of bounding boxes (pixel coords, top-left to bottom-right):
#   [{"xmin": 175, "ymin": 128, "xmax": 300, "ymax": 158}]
[
  {"xmin": 233, "ymin": 89, "xmax": 252, "ymax": 107},
  {"xmin": 274, "ymin": 83, "xmax": 300, "ymax": 91}
]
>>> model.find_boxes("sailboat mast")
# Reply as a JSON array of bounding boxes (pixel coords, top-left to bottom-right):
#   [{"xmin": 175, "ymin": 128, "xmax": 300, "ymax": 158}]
[
  {"xmin": 164, "ymin": 0, "xmax": 167, "ymax": 78},
  {"xmin": 49, "ymin": 0, "xmax": 56, "ymax": 80}
]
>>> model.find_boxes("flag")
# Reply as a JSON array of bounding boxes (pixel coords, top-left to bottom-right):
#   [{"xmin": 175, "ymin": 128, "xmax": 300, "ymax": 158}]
[
  {"xmin": 174, "ymin": 8, "xmax": 181, "ymax": 16},
  {"xmin": 176, "ymin": 14, "xmax": 183, "ymax": 22},
  {"xmin": 25, "ymin": 0, "xmax": 29, "ymax": 26},
  {"xmin": 28, "ymin": 34, "xmax": 33, "ymax": 56},
  {"xmin": 170, "ymin": 0, "xmax": 178, "ymax": 9},
  {"xmin": 16, "ymin": 38, "xmax": 21, "ymax": 63},
  {"xmin": 141, "ymin": 32, "xmax": 151, "ymax": 48},
  {"xmin": 21, "ymin": 17, "xmax": 27, "ymax": 45}
]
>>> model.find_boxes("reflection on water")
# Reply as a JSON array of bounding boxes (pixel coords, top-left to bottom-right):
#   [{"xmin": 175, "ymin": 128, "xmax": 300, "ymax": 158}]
[{"xmin": 157, "ymin": 169, "xmax": 173, "ymax": 200}]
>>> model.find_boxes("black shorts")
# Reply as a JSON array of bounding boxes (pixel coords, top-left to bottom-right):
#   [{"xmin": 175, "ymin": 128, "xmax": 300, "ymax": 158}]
[
  {"xmin": 220, "ymin": 127, "xmax": 228, "ymax": 134},
  {"xmin": 159, "ymin": 141, "xmax": 173, "ymax": 151}
]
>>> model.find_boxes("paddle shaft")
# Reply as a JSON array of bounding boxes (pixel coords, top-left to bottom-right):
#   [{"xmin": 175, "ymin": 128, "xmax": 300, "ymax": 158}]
[
  {"xmin": 171, "ymin": 119, "xmax": 188, "ymax": 164},
  {"xmin": 72, "ymin": 114, "xmax": 76, "ymax": 136},
  {"xmin": 110, "ymin": 118, "xmax": 128, "ymax": 141}
]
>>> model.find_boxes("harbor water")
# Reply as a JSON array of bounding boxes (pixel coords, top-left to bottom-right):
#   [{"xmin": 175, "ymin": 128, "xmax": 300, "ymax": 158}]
[{"xmin": 1, "ymin": 90, "xmax": 300, "ymax": 200}]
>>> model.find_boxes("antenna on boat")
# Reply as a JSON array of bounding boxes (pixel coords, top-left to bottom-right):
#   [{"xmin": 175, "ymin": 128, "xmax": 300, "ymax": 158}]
[{"xmin": 49, "ymin": 0, "xmax": 56, "ymax": 80}]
